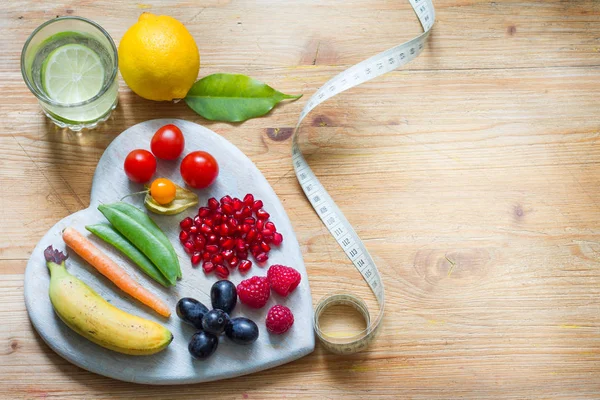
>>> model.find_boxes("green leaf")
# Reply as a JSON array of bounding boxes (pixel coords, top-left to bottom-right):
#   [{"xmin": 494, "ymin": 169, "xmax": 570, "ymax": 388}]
[
  {"xmin": 184, "ymin": 73, "xmax": 302, "ymax": 122},
  {"xmin": 144, "ymin": 183, "xmax": 198, "ymax": 215}
]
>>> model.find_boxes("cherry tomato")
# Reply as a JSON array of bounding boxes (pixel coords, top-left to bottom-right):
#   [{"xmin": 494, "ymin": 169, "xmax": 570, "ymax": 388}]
[
  {"xmin": 150, "ymin": 178, "xmax": 177, "ymax": 205},
  {"xmin": 124, "ymin": 149, "xmax": 156, "ymax": 183},
  {"xmin": 151, "ymin": 124, "xmax": 185, "ymax": 160},
  {"xmin": 180, "ymin": 151, "xmax": 219, "ymax": 189}
]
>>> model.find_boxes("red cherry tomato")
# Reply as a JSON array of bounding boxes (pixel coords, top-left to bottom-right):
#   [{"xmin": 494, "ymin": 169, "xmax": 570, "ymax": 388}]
[
  {"xmin": 124, "ymin": 149, "xmax": 156, "ymax": 183},
  {"xmin": 151, "ymin": 124, "xmax": 185, "ymax": 160},
  {"xmin": 180, "ymin": 151, "xmax": 219, "ymax": 189}
]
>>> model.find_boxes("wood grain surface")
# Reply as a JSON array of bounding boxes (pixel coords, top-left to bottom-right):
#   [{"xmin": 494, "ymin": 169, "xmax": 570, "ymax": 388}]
[{"xmin": 1, "ymin": 0, "xmax": 600, "ymax": 398}]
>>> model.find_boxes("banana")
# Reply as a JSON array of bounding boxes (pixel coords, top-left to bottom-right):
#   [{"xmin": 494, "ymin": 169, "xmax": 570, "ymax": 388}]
[{"xmin": 44, "ymin": 245, "xmax": 173, "ymax": 355}]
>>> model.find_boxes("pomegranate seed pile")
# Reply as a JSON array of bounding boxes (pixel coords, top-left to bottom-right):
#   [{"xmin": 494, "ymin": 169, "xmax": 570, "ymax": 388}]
[{"xmin": 179, "ymin": 194, "xmax": 283, "ymax": 278}]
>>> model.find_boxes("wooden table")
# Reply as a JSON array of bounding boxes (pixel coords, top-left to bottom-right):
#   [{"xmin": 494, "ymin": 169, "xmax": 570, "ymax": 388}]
[{"xmin": 2, "ymin": 0, "xmax": 600, "ymax": 398}]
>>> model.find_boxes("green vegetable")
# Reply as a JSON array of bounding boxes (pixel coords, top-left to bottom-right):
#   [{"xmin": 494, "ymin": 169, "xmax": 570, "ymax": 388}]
[
  {"xmin": 98, "ymin": 202, "xmax": 181, "ymax": 283},
  {"xmin": 86, "ymin": 223, "xmax": 172, "ymax": 287},
  {"xmin": 144, "ymin": 183, "xmax": 198, "ymax": 215},
  {"xmin": 184, "ymin": 73, "xmax": 302, "ymax": 122}
]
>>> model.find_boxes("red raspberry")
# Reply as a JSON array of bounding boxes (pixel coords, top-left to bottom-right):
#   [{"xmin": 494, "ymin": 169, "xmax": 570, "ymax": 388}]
[
  {"xmin": 237, "ymin": 276, "xmax": 270, "ymax": 308},
  {"xmin": 267, "ymin": 265, "xmax": 301, "ymax": 296},
  {"xmin": 266, "ymin": 305, "xmax": 294, "ymax": 334}
]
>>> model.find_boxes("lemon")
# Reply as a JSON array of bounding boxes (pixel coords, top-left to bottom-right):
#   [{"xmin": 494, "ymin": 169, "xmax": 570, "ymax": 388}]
[
  {"xmin": 118, "ymin": 13, "xmax": 200, "ymax": 101},
  {"xmin": 42, "ymin": 43, "xmax": 105, "ymax": 104}
]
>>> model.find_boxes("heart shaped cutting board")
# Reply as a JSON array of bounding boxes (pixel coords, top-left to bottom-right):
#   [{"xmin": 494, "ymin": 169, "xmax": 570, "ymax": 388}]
[{"xmin": 24, "ymin": 119, "xmax": 314, "ymax": 384}]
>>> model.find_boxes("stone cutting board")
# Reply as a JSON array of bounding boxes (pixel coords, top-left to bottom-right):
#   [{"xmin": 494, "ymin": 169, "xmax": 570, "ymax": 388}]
[{"xmin": 24, "ymin": 119, "xmax": 314, "ymax": 385}]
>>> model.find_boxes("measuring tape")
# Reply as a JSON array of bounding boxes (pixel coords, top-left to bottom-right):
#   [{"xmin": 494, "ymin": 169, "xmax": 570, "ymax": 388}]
[{"xmin": 292, "ymin": 0, "xmax": 436, "ymax": 354}]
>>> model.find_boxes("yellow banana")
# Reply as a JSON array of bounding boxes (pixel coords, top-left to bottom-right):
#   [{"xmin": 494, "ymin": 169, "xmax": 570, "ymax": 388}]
[{"xmin": 44, "ymin": 246, "xmax": 173, "ymax": 355}]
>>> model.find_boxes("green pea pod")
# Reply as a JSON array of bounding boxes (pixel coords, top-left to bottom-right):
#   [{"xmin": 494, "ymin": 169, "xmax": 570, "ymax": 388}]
[
  {"xmin": 85, "ymin": 223, "xmax": 173, "ymax": 288},
  {"xmin": 98, "ymin": 202, "xmax": 181, "ymax": 284},
  {"xmin": 105, "ymin": 202, "xmax": 182, "ymax": 279}
]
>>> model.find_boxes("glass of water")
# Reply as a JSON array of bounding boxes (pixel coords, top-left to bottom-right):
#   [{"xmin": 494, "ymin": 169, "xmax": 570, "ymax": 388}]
[{"xmin": 21, "ymin": 17, "xmax": 118, "ymax": 131}]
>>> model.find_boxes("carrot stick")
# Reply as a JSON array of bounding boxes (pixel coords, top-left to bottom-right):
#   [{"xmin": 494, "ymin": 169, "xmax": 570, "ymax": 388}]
[{"xmin": 62, "ymin": 226, "xmax": 171, "ymax": 317}]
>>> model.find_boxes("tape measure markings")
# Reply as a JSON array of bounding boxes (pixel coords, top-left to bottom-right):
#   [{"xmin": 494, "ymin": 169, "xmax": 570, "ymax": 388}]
[{"xmin": 292, "ymin": 0, "xmax": 435, "ymax": 354}]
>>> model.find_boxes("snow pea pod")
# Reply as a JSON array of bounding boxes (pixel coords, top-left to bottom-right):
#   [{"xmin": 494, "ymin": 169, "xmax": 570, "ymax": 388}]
[
  {"xmin": 86, "ymin": 223, "xmax": 172, "ymax": 287},
  {"xmin": 98, "ymin": 202, "xmax": 181, "ymax": 284}
]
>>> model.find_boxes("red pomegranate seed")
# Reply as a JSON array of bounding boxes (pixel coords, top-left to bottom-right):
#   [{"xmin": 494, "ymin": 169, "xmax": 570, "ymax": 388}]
[
  {"xmin": 191, "ymin": 252, "xmax": 201, "ymax": 265},
  {"xmin": 215, "ymin": 265, "xmax": 229, "ymax": 278},
  {"xmin": 256, "ymin": 220, "xmax": 264, "ymax": 231},
  {"xmin": 193, "ymin": 215, "xmax": 202, "ymax": 226},
  {"xmin": 179, "ymin": 231, "xmax": 190, "ymax": 243},
  {"xmin": 246, "ymin": 228, "xmax": 257, "ymax": 243},
  {"xmin": 261, "ymin": 228, "xmax": 273, "ymax": 237},
  {"xmin": 251, "ymin": 244, "xmax": 261, "ymax": 255},
  {"xmin": 241, "ymin": 223, "xmax": 251, "ymax": 233},
  {"xmin": 256, "ymin": 209, "xmax": 270, "ymax": 220},
  {"xmin": 194, "ymin": 235, "xmax": 206, "ymax": 250},
  {"xmin": 189, "ymin": 225, "xmax": 199, "ymax": 235},
  {"xmin": 220, "ymin": 195, "xmax": 233, "ymax": 204},
  {"xmin": 183, "ymin": 241, "xmax": 194, "ymax": 254},
  {"xmin": 208, "ymin": 197, "xmax": 219, "ymax": 210},
  {"xmin": 222, "ymin": 237, "xmax": 235, "ymax": 250},
  {"xmin": 234, "ymin": 210, "xmax": 244, "ymax": 220},
  {"xmin": 200, "ymin": 224, "xmax": 212, "ymax": 235},
  {"xmin": 255, "ymin": 253, "xmax": 268, "ymax": 263},
  {"xmin": 180, "ymin": 217, "xmax": 193, "ymax": 231},
  {"xmin": 213, "ymin": 212, "xmax": 224, "ymax": 224},
  {"xmin": 199, "ymin": 207, "xmax": 211, "ymax": 217},
  {"xmin": 238, "ymin": 259, "xmax": 252, "ymax": 272},
  {"xmin": 218, "ymin": 223, "xmax": 230, "ymax": 236},
  {"xmin": 229, "ymin": 256, "xmax": 239, "ymax": 268},
  {"xmin": 203, "ymin": 251, "xmax": 211, "ymax": 261},
  {"xmin": 255, "ymin": 233, "xmax": 263, "ymax": 244},
  {"xmin": 252, "ymin": 200, "xmax": 263, "ymax": 212},
  {"xmin": 233, "ymin": 198, "xmax": 243, "ymax": 211},
  {"xmin": 202, "ymin": 261, "xmax": 215, "ymax": 273},
  {"xmin": 272, "ymin": 232, "xmax": 283, "ymax": 245},
  {"xmin": 222, "ymin": 249, "xmax": 234, "ymax": 261},
  {"xmin": 237, "ymin": 249, "xmax": 248, "ymax": 260},
  {"xmin": 265, "ymin": 221, "xmax": 276, "ymax": 232},
  {"xmin": 221, "ymin": 203, "xmax": 234, "ymax": 215},
  {"xmin": 212, "ymin": 254, "xmax": 224, "ymax": 264},
  {"xmin": 205, "ymin": 218, "xmax": 215, "ymax": 228},
  {"xmin": 260, "ymin": 241, "xmax": 271, "ymax": 252},
  {"xmin": 207, "ymin": 233, "xmax": 218, "ymax": 244},
  {"xmin": 241, "ymin": 206, "xmax": 252, "ymax": 218},
  {"xmin": 206, "ymin": 244, "xmax": 219, "ymax": 254},
  {"xmin": 243, "ymin": 193, "xmax": 254, "ymax": 206},
  {"xmin": 236, "ymin": 238, "xmax": 247, "ymax": 251},
  {"xmin": 244, "ymin": 217, "xmax": 255, "ymax": 225},
  {"xmin": 228, "ymin": 217, "xmax": 238, "ymax": 228}
]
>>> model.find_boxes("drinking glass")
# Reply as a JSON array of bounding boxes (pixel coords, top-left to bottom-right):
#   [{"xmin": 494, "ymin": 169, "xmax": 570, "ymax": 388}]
[{"xmin": 21, "ymin": 17, "xmax": 118, "ymax": 131}]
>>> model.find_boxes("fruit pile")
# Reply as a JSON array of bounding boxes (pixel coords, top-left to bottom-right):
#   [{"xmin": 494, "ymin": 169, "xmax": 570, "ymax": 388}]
[
  {"xmin": 177, "ymin": 280, "xmax": 259, "ymax": 360},
  {"xmin": 179, "ymin": 194, "xmax": 283, "ymax": 277},
  {"xmin": 237, "ymin": 264, "xmax": 300, "ymax": 334}
]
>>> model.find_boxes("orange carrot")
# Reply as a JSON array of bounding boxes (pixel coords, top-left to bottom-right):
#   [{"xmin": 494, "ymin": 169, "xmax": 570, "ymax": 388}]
[{"xmin": 62, "ymin": 226, "xmax": 171, "ymax": 317}]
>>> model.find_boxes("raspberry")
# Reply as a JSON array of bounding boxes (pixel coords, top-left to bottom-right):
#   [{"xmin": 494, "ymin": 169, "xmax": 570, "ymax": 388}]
[
  {"xmin": 266, "ymin": 305, "xmax": 294, "ymax": 334},
  {"xmin": 237, "ymin": 276, "xmax": 270, "ymax": 308},
  {"xmin": 267, "ymin": 265, "xmax": 301, "ymax": 296}
]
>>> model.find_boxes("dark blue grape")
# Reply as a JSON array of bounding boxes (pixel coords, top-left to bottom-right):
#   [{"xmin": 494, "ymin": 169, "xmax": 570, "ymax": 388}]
[
  {"xmin": 201, "ymin": 309, "xmax": 230, "ymax": 335},
  {"xmin": 188, "ymin": 331, "xmax": 218, "ymax": 360},
  {"xmin": 225, "ymin": 317, "xmax": 259, "ymax": 345},
  {"xmin": 176, "ymin": 297, "xmax": 209, "ymax": 329},
  {"xmin": 210, "ymin": 280, "xmax": 237, "ymax": 314}
]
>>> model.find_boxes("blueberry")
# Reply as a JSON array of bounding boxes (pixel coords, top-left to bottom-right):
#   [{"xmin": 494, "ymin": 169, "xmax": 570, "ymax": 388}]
[
  {"xmin": 176, "ymin": 297, "xmax": 209, "ymax": 329},
  {"xmin": 201, "ymin": 309, "xmax": 230, "ymax": 335},
  {"xmin": 225, "ymin": 317, "xmax": 259, "ymax": 345},
  {"xmin": 210, "ymin": 280, "xmax": 237, "ymax": 314},
  {"xmin": 188, "ymin": 331, "xmax": 218, "ymax": 360}
]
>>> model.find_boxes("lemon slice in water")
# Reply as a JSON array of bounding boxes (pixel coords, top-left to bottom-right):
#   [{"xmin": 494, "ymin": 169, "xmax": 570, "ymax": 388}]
[{"xmin": 42, "ymin": 43, "xmax": 105, "ymax": 104}]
